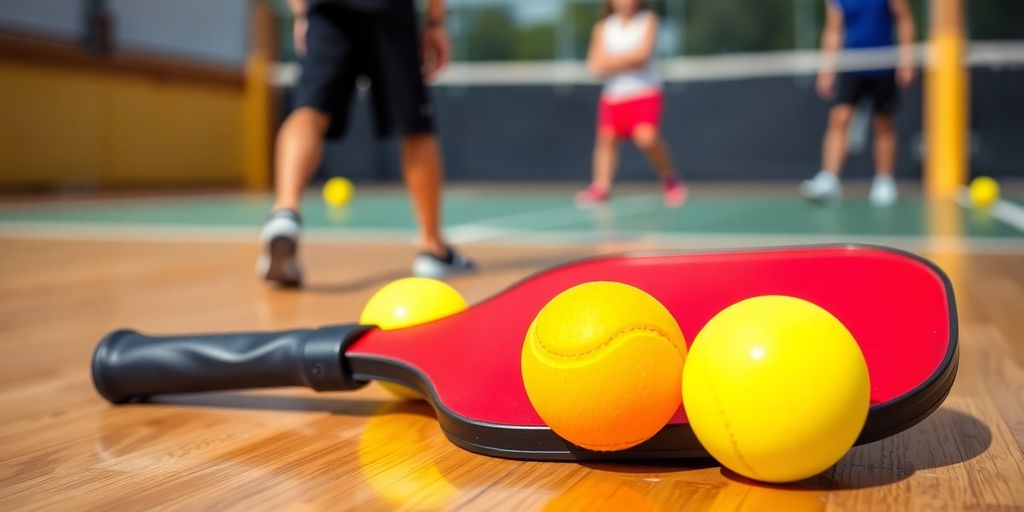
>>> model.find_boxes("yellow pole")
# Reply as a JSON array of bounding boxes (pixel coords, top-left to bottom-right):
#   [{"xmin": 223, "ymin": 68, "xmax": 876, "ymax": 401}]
[
  {"xmin": 925, "ymin": 0, "xmax": 968, "ymax": 197},
  {"xmin": 924, "ymin": 0, "xmax": 966, "ymax": 287},
  {"xmin": 242, "ymin": 0, "xmax": 275, "ymax": 190}
]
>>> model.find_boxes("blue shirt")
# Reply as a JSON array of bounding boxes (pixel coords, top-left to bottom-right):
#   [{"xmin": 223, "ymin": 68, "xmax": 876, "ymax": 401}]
[{"xmin": 833, "ymin": 0, "xmax": 895, "ymax": 49}]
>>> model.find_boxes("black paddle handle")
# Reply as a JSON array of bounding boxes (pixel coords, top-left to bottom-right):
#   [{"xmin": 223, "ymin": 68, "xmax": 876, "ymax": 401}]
[{"xmin": 92, "ymin": 324, "xmax": 372, "ymax": 403}]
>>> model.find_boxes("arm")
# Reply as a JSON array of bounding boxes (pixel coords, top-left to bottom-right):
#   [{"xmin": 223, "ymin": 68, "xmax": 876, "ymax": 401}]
[
  {"xmin": 890, "ymin": 0, "xmax": 916, "ymax": 87},
  {"xmin": 289, "ymin": 0, "xmax": 308, "ymax": 56},
  {"xmin": 816, "ymin": 1, "xmax": 843, "ymax": 99},
  {"xmin": 587, "ymin": 14, "xmax": 659, "ymax": 76},
  {"xmin": 421, "ymin": 0, "xmax": 450, "ymax": 80}
]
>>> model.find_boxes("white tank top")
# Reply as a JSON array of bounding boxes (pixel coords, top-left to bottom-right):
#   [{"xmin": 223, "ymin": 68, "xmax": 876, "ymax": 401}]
[{"xmin": 601, "ymin": 11, "xmax": 662, "ymax": 101}]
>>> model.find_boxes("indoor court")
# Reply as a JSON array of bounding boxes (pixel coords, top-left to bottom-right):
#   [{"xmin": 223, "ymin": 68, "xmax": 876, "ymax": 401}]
[
  {"xmin": 2, "ymin": 186, "xmax": 1024, "ymax": 510},
  {"xmin": 2, "ymin": 0, "xmax": 1024, "ymax": 510}
]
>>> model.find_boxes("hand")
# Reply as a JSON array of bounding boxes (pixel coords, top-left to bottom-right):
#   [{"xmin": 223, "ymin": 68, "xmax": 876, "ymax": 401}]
[
  {"xmin": 421, "ymin": 25, "xmax": 450, "ymax": 80},
  {"xmin": 293, "ymin": 17, "xmax": 308, "ymax": 57},
  {"xmin": 897, "ymin": 62, "xmax": 914, "ymax": 88},
  {"xmin": 816, "ymin": 71, "xmax": 836, "ymax": 100}
]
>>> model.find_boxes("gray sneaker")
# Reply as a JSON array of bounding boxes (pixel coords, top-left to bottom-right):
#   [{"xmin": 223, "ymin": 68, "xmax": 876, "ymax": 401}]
[
  {"xmin": 256, "ymin": 210, "xmax": 302, "ymax": 287},
  {"xmin": 869, "ymin": 175, "xmax": 898, "ymax": 207},
  {"xmin": 799, "ymin": 170, "xmax": 843, "ymax": 203},
  {"xmin": 412, "ymin": 246, "xmax": 476, "ymax": 278}
]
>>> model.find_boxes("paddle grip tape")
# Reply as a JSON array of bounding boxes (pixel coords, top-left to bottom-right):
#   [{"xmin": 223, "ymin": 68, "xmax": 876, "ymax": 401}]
[{"xmin": 92, "ymin": 324, "xmax": 371, "ymax": 403}]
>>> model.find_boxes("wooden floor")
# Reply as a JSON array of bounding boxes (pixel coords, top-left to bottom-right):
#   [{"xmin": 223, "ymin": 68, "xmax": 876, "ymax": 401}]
[{"xmin": 1, "ymin": 237, "xmax": 1023, "ymax": 511}]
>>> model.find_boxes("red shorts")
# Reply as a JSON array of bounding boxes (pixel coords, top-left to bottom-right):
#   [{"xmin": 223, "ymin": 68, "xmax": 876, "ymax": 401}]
[{"xmin": 597, "ymin": 91, "xmax": 663, "ymax": 139}]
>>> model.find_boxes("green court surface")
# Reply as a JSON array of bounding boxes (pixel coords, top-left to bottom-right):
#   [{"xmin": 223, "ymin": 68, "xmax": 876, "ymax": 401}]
[{"xmin": 0, "ymin": 188, "xmax": 1022, "ymax": 248}]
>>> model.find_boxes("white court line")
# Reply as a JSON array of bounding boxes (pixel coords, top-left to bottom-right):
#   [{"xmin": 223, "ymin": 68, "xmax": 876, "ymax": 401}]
[
  {"xmin": 449, "ymin": 228, "xmax": 1024, "ymax": 254},
  {"xmin": 954, "ymin": 189, "xmax": 1024, "ymax": 234},
  {"xmin": 0, "ymin": 221, "xmax": 412, "ymax": 244},
  {"xmin": 445, "ymin": 194, "xmax": 663, "ymax": 244},
  {"xmin": 0, "ymin": 193, "xmax": 270, "ymax": 213},
  {"xmin": 990, "ymin": 200, "xmax": 1024, "ymax": 234},
  {"xmin": 619, "ymin": 231, "xmax": 1024, "ymax": 254},
  {"xmin": 2, "ymin": 220, "xmax": 1023, "ymax": 254}
]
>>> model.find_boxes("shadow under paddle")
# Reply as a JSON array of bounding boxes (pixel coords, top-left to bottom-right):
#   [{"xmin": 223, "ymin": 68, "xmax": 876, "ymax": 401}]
[{"xmin": 719, "ymin": 407, "xmax": 992, "ymax": 490}]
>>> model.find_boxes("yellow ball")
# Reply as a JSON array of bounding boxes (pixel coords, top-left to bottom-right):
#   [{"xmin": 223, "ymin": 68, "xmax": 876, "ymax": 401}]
[
  {"xmin": 682, "ymin": 295, "xmax": 869, "ymax": 483},
  {"xmin": 521, "ymin": 281, "xmax": 687, "ymax": 451},
  {"xmin": 969, "ymin": 176, "xmax": 1000, "ymax": 210},
  {"xmin": 361, "ymin": 277, "xmax": 467, "ymax": 399},
  {"xmin": 322, "ymin": 177, "xmax": 354, "ymax": 207}
]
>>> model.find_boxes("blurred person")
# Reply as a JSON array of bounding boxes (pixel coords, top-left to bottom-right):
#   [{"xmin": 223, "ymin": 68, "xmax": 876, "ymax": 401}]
[
  {"xmin": 576, "ymin": 0, "xmax": 687, "ymax": 208},
  {"xmin": 800, "ymin": 0, "xmax": 915, "ymax": 206},
  {"xmin": 258, "ymin": 0, "xmax": 474, "ymax": 287}
]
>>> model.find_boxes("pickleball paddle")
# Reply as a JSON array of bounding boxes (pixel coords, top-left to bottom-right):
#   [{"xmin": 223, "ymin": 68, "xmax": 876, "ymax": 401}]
[{"xmin": 92, "ymin": 245, "xmax": 958, "ymax": 461}]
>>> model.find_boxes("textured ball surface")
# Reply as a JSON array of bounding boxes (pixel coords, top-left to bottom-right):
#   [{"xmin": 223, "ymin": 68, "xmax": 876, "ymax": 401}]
[
  {"xmin": 361, "ymin": 277, "xmax": 467, "ymax": 399},
  {"xmin": 522, "ymin": 281, "xmax": 687, "ymax": 451},
  {"xmin": 682, "ymin": 295, "xmax": 870, "ymax": 483},
  {"xmin": 322, "ymin": 176, "xmax": 354, "ymax": 207},
  {"xmin": 969, "ymin": 176, "xmax": 1000, "ymax": 209}
]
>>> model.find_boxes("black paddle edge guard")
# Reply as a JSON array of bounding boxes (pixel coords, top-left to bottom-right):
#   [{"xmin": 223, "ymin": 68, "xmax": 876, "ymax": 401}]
[{"xmin": 348, "ymin": 244, "xmax": 959, "ymax": 461}]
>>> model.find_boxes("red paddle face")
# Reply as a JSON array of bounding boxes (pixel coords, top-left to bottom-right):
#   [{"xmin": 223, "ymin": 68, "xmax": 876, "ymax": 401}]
[{"xmin": 346, "ymin": 245, "xmax": 957, "ymax": 460}]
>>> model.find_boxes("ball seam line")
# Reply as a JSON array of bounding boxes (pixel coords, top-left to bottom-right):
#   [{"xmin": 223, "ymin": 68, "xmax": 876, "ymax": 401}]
[
  {"xmin": 701, "ymin": 343, "xmax": 762, "ymax": 480},
  {"xmin": 528, "ymin": 323, "xmax": 684, "ymax": 450},
  {"xmin": 532, "ymin": 325, "xmax": 682, "ymax": 360}
]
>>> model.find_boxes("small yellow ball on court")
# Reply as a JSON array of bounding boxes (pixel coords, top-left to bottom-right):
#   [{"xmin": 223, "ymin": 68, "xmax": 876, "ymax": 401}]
[
  {"xmin": 322, "ymin": 176, "xmax": 354, "ymax": 207},
  {"xmin": 522, "ymin": 281, "xmax": 687, "ymax": 451},
  {"xmin": 969, "ymin": 176, "xmax": 1000, "ymax": 210},
  {"xmin": 682, "ymin": 295, "xmax": 869, "ymax": 483},
  {"xmin": 360, "ymin": 277, "xmax": 467, "ymax": 399}
]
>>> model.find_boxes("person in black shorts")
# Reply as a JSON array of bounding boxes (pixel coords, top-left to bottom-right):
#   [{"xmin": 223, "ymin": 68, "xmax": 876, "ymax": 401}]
[
  {"xmin": 799, "ymin": 0, "xmax": 915, "ymax": 207},
  {"xmin": 258, "ymin": 0, "xmax": 474, "ymax": 287}
]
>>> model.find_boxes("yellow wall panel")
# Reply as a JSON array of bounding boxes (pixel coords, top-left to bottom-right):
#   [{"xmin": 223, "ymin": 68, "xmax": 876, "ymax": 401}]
[
  {"xmin": 0, "ymin": 62, "xmax": 105, "ymax": 187},
  {"xmin": 103, "ymin": 77, "xmax": 244, "ymax": 185},
  {"xmin": 0, "ymin": 61, "xmax": 246, "ymax": 189}
]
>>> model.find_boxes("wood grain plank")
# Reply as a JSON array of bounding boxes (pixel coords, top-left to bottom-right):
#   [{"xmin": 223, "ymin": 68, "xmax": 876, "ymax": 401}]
[{"xmin": 0, "ymin": 238, "xmax": 1022, "ymax": 511}]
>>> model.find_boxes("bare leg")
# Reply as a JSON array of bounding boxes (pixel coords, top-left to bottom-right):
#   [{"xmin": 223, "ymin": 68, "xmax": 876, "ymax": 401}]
[
  {"xmin": 272, "ymin": 107, "xmax": 331, "ymax": 212},
  {"xmin": 632, "ymin": 124, "xmax": 678, "ymax": 180},
  {"xmin": 260, "ymin": 107, "xmax": 328, "ymax": 286},
  {"xmin": 591, "ymin": 130, "xmax": 620, "ymax": 190},
  {"xmin": 821, "ymin": 104, "xmax": 854, "ymax": 175},
  {"xmin": 872, "ymin": 113, "xmax": 897, "ymax": 176},
  {"xmin": 401, "ymin": 134, "xmax": 446, "ymax": 255},
  {"xmin": 634, "ymin": 124, "xmax": 686, "ymax": 206},
  {"xmin": 867, "ymin": 112, "xmax": 899, "ymax": 206}
]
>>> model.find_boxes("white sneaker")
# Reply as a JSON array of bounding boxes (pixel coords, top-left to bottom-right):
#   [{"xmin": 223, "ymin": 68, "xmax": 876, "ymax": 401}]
[
  {"xmin": 412, "ymin": 246, "xmax": 476, "ymax": 278},
  {"xmin": 869, "ymin": 175, "xmax": 898, "ymax": 207},
  {"xmin": 799, "ymin": 170, "xmax": 842, "ymax": 203},
  {"xmin": 256, "ymin": 210, "xmax": 303, "ymax": 287}
]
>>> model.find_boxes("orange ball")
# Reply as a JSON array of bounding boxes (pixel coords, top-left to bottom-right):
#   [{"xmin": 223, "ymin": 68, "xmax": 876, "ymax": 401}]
[{"xmin": 521, "ymin": 281, "xmax": 687, "ymax": 451}]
